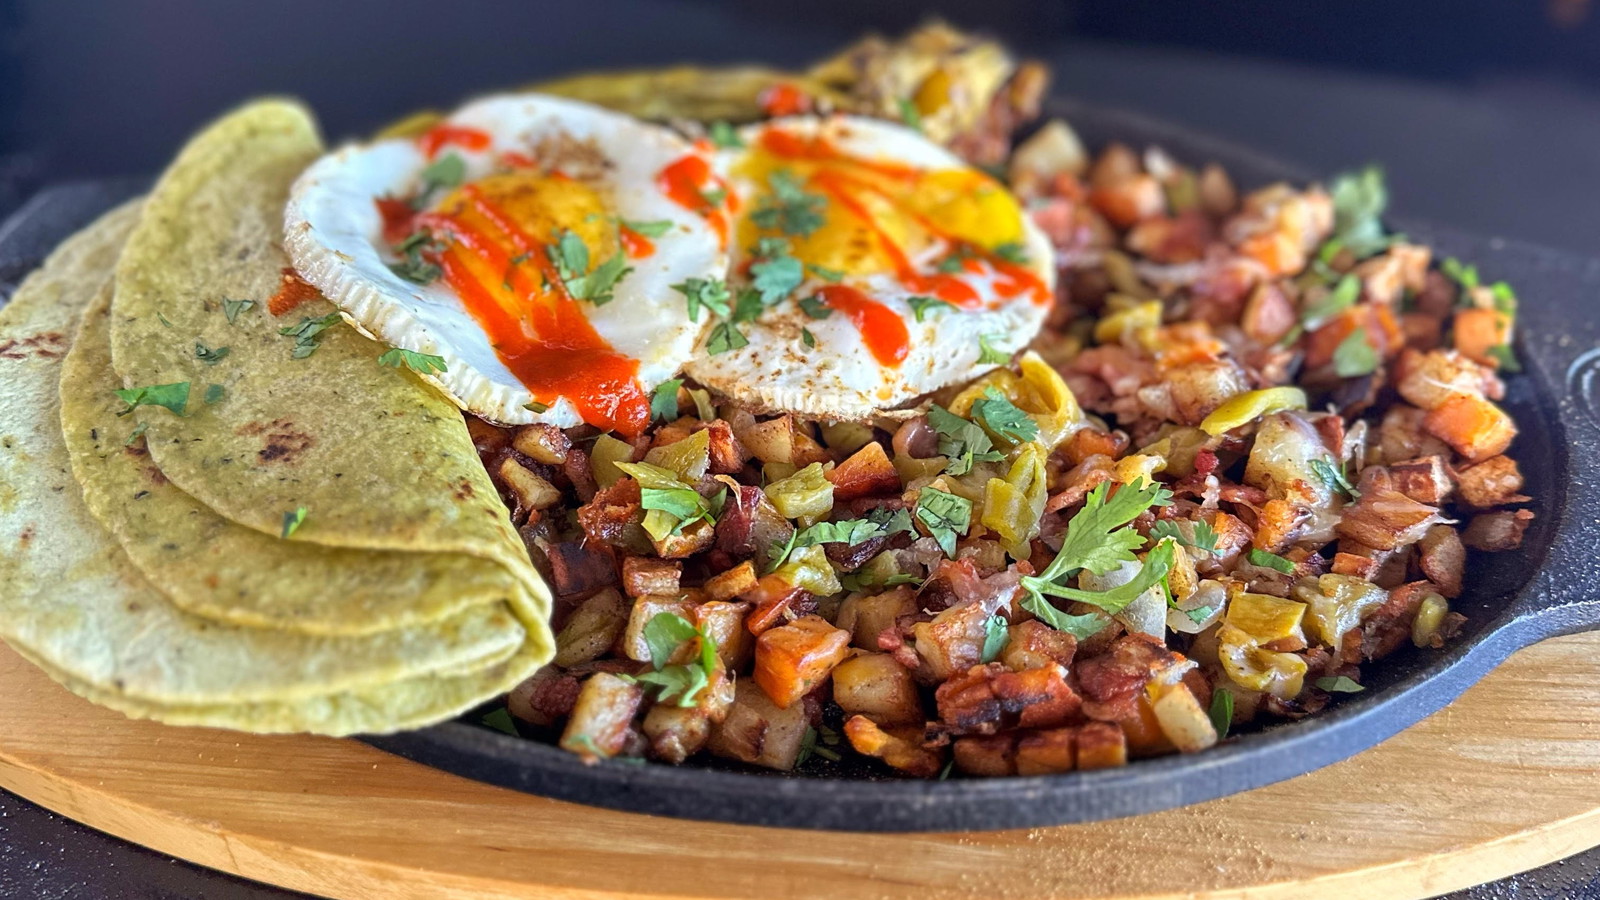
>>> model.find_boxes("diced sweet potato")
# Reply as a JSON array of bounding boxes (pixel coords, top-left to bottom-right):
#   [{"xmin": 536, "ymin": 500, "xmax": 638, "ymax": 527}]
[
  {"xmin": 999, "ymin": 620, "xmax": 1077, "ymax": 672},
  {"xmin": 1395, "ymin": 348, "xmax": 1503, "ymax": 410},
  {"xmin": 553, "ymin": 588, "xmax": 628, "ymax": 668},
  {"xmin": 1423, "ymin": 393, "xmax": 1515, "ymax": 463},
  {"xmin": 842, "ymin": 716, "xmax": 943, "ymax": 777},
  {"xmin": 1015, "ymin": 728, "xmax": 1077, "ymax": 775},
  {"xmin": 832, "ymin": 652, "xmax": 924, "ymax": 726},
  {"xmin": 706, "ymin": 680, "xmax": 809, "ymax": 771},
  {"xmin": 1331, "ymin": 551, "xmax": 1381, "ymax": 580},
  {"xmin": 1461, "ymin": 509, "xmax": 1535, "ymax": 551},
  {"xmin": 1452, "ymin": 307, "xmax": 1513, "ymax": 369},
  {"xmin": 1252, "ymin": 498, "xmax": 1311, "ymax": 553},
  {"xmin": 753, "ymin": 615, "xmax": 852, "ymax": 708},
  {"xmin": 1073, "ymin": 721, "xmax": 1129, "ymax": 770},
  {"xmin": 560, "ymin": 673, "xmax": 643, "ymax": 761},
  {"xmin": 1241, "ymin": 282, "xmax": 1297, "ymax": 344},
  {"xmin": 1456, "ymin": 455, "xmax": 1529, "ymax": 509},
  {"xmin": 511, "ymin": 423, "xmax": 571, "ymax": 465},
  {"xmin": 621, "ymin": 557, "xmax": 682, "ymax": 598},
  {"xmin": 649, "ymin": 517, "xmax": 717, "ymax": 559},
  {"xmin": 935, "ymin": 663, "xmax": 1081, "ymax": 735},
  {"xmin": 1088, "ymin": 173, "xmax": 1164, "ymax": 228},
  {"xmin": 741, "ymin": 574, "xmax": 808, "ymax": 636},
  {"xmin": 826, "ymin": 442, "xmax": 902, "ymax": 502}
]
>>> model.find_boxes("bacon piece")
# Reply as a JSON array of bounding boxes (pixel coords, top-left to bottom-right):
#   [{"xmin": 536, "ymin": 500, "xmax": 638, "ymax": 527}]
[
  {"xmin": 934, "ymin": 663, "xmax": 1081, "ymax": 735},
  {"xmin": 1335, "ymin": 489, "xmax": 1445, "ymax": 552},
  {"xmin": 542, "ymin": 540, "xmax": 618, "ymax": 600},
  {"xmin": 1074, "ymin": 635, "xmax": 1176, "ymax": 723},
  {"xmin": 1361, "ymin": 580, "xmax": 1433, "ymax": 661}
]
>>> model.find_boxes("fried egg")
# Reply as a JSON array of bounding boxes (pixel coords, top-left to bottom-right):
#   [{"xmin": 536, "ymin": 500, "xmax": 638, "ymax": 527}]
[
  {"xmin": 683, "ymin": 115, "xmax": 1055, "ymax": 421},
  {"xmin": 285, "ymin": 94, "xmax": 730, "ymax": 437}
]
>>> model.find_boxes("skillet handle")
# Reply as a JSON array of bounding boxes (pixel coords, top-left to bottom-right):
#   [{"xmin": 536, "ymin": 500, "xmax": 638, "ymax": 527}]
[{"xmin": 1495, "ymin": 256, "xmax": 1600, "ymax": 643}]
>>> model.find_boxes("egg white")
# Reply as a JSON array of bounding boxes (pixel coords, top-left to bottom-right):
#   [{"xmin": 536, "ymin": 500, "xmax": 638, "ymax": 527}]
[
  {"xmin": 284, "ymin": 94, "xmax": 727, "ymax": 427},
  {"xmin": 683, "ymin": 116, "xmax": 1056, "ymax": 422}
]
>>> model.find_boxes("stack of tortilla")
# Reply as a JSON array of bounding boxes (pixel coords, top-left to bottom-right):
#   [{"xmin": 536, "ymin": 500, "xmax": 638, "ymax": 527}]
[{"xmin": 0, "ymin": 100, "xmax": 553, "ymax": 735}]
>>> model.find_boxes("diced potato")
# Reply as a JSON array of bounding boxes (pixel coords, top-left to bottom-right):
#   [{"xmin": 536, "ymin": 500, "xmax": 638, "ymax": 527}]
[
  {"xmin": 553, "ymin": 587, "xmax": 628, "ymax": 668},
  {"xmin": 621, "ymin": 557, "xmax": 682, "ymax": 598},
  {"xmin": 506, "ymin": 666, "xmax": 570, "ymax": 728},
  {"xmin": 706, "ymin": 679, "xmax": 809, "ymax": 771},
  {"xmin": 704, "ymin": 561, "xmax": 759, "ymax": 602},
  {"xmin": 1417, "ymin": 525, "xmax": 1466, "ymax": 599},
  {"xmin": 832, "ymin": 652, "xmax": 924, "ymax": 725},
  {"xmin": 498, "ymin": 458, "xmax": 562, "ymax": 511},
  {"xmin": 1015, "ymin": 728, "xmax": 1077, "ymax": 775},
  {"xmin": 827, "ymin": 442, "xmax": 901, "ymax": 501},
  {"xmin": 1147, "ymin": 682, "xmax": 1218, "ymax": 753},
  {"xmin": 912, "ymin": 601, "xmax": 992, "ymax": 682},
  {"xmin": 648, "ymin": 517, "xmax": 716, "ymax": 559},
  {"xmin": 842, "ymin": 715, "xmax": 943, "ymax": 777},
  {"xmin": 590, "ymin": 433, "xmax": 638, "ymax": 489},
  {"xmin": 837, "ymin": 586, "xmax": 917, "ymax": 650},
  {"xmin": 694, "ymin": 600, "xmax": 753, "ymax": 670},
  {"xmin": 1243, "ymin": 411, "xmax": 1336, "ymax": 506},
  {"xmin": 736, "ymin": 415, "xmax": 830, "ymax": 466},
  {"xmin": 511, "ymin": 423, "xmax": 571, "ymax": 465},
  {"xmin": 1074, "ymin": 721, "xmax": 1129, "ymax": 770},
  {"xmin": 621, "ymin": 595, "xmax": 696, "ymax": 663},
  {"xmin": 1000, "ymin": 620, "xmax": 1077, "ymax": 672},
  {"xmin": 1008, "ymin": 119, "xmax": 1088, "ymax": 189},
  {"xmin": 643, "ymin": 428, "xmax": 711, "ymax": 480},
  {"xmin": 953, "ymin": 734, "xmax": 1018, "ymax": 776},
  {"xmin": 559, "ymin": 673, "xmax": 643, "ymax": 761},
  {"xmin": 1395, "ymin": 348, "xmax": 1500, "ymax": 411},
  {"xmin": 1166, "ymin": 359, "xmax": 1252, "ymax": 426},
  {"xmin": 643, "ymin": 665, "xmax": 736, "ymax": 764},
  {"xmin": 754, "ymin": 615, "xmax": 852, "ymax": 708}
]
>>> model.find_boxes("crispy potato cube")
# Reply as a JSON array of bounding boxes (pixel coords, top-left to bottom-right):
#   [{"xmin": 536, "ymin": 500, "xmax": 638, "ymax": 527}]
[
  {"xmin": 694, "ymin": 600, "xmax": 753, "ymax": 670},
  {"xmin": 953, "ymin": 734, "xmax": 1018, "ymax": 777},
  {"xmin": 1456, "ymin": 455, "xmax": 1529, "ymax": 509},
  {"xmin": 511, "ymin": 423, "xmax": 571, "ymax": 465},
  {"xmin": 553, "ymin": 587, "xmax": 627, "ymax": 668},
  {"xmin": 643, "ymin": 664, "xmax": 736, "ymax": 764},
  {"xmin": 837, "ymin": 586, "xmax": 916, "ymax": 650},
  {"xmin": 735, "ymin": 414, "xmax": 831, "ymax": 467},
  {"xmin": 1015, "ymin": 728, "xmax": 1076, "ymax": 775},
  {"xmin": 832, "ymin": 652, "xmax": 924, "ymax": 726},
  {"xmin": 1073, "ymin": 721, "xmax": 1128, "ymax": 770},
  {"xmin": 754, "ymin": 615, "xmax": 852, "ymax": 708},
  {"xmin": 704, "ymin": 561, "xmax": 759, "ymax": 602},
  {"xmin": 498, "ymin": 457, "xmax": 562, "ymax": 511},
  {"xmin": 842, "ymin": 715, "xmax": 943, "ymax": 777},
  {"xmin": 1149, "ymin": 682, "xmax": 1218, "ymax": 753},
  {"xmin": 826, "ymin": 442, "xmax": 902, "ymax": 502},
  {"xmin": 621, "ymin": 595, "xmax": 696, "ymax": 663},
  {"xmin": 649, "ymin": 516, "xmax": 717, "ymax": 559},
  {"xmin": 621, "ymin": 556, "xmax": 682, "ymax": 598},
  {"xmin": 1417, "ymin": 524, "xmax": 1466, "ymax": 598},
  {"xmin": 913, "ymin": 601, "xmax": 994, "ymax": 682},
  {"xmin": 707, "ymin": 680, "xmax": 809, "ymax": 771},
  {"xmin": 1000, "ymin": 620, "xmax": 1077, "ymax": 672},
  {"xmin": 560, "ymin": 673, "xmax": 642, "ymax": 761}
]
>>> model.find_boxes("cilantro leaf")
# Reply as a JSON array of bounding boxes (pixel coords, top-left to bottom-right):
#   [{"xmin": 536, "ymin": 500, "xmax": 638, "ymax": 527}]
[
  {"xmin": 801, "ymin": 328, "xmax": 816, "ymax": 349},
  {"xmin": 113, "ymin": 382, "xmax": 190, "ymax": 418},
  {"xmin": 634, "ymin": 612, "xmax": 718, "ymax": 707},
  {"xmin": 672, "ymin": 277, "xmax": 732, "ymax": 322},
  {"xmin": 1148, "ymin": 518, "xmax": 1220, "ymax": 555},
  {"xmin": 1332, "ymin": 327, "xmax": 1380, "ymax": 377},
  {"xmin": 388, "ymin": 228, "xmax": 444, "ymax": 285},
  {"xmin": 1309, "ymin": 457, "xmax": 1361, "ymax": 500},
  {"xmin": 194, "ymin": 342, "xmax": 230, "ymax": 365},
  {"xmin": 377, "ymin": 347, "xmax": 448, "ymax": 375},
  {"xmin": 1209, "ymin": 688, "xmax": 1234, "ymax": 739},
  {"xmin": 124, "ymin": 421, "xmax": 149, "ymax": 447},
  {"xmin": 797, "ymin": 296, "xmax": 832, "ymax": 320},
  {"xmin": 1487, "ymin": 342, "xmax": 1522, "ymax": 373},
  {"xmin": 1315, "ymin": 675, "xmax": 1365, "ymax": 694},
  {"xmin": 908, "ymin": 295, "xmax": 954, "ymax": 323},
  {"xmin": 706, "ymin": 322, "xmax": 749, "ymax": 356},
  {"xmin": 807, "ymin": 263, "xmax": 844, "ymax": 283},
  {"xmin": 1248, "ymin": 548, "xmax": 1296, "ymax": 574},
  {"xmin": 731, "ymin": 288, "xmax": 765, "ymax": 324},
  {"xmin": 615, "ymin": 461, "xmax": 717, "ymax": 539},
  {"xmin": 1441, "ymin": 257, "xmax": 1480, "ymax": 294},
  {"xmin": 751, "ymin": 170, "xmax": 827, "ymax": 237},
  {"xmin": 914, "ymin": 486, "xmax": 972, "ymax": 558},
  {"xmin": 978, "ymin": 334, "xmax": 1011, "ymax": 365},
  {"xmin": 970, "ymin": 386, "xmax": 1039, "ymax": 444},
  {"xmin": 1030, "ymin": 480, "xmax": 1173, "ymax": 587},
  {"xmin": 749, "ymin": 238, "xmax": 805, "ymax": 305},
  {"xmin": 479, "ymin": 708, "xmax": 519, "ymax": 736},
  {"xmin": 622, "ymin": 219, "xmax": 674, "ymax": 238},
  {"xmin": 926, "ymin": 404, "xmax": 1004, "ymax": 476},
  {"xmin": 1328, "ymin": 166, "xmax": 1393, "ymax": 259},
  {"xmin": 203, "ymin": 383, "xmax": 225, "ymax": 405},
  {"xmin": 708, "ymin": 120, "xmax": 744, "ymax": 149},
  {"xmin": 1027, "ymin": 540, "xmax": 1177, "ymax": 613},
  {"xmin": 221, "ymin": 298, "xmax": 255, "ymax": 324},
  {"xmin": 281, "ymin": 506, "xmax": 308, "ymax": 539},
  {"xmin": 993, "ymin": 242, "xmax": 1029, "ymax": 265},
  {"xmin": 650, "ymin": 379, "xmax": 683, "ymax": 423},
  {"xmin": 896, "ymin": 97, "xmax": 922, "ymax": 132},
  {"xmin": 549, "ymin": 231, "xmax": 630, "ymax": 304},
  {"xmin": 699, "ymin": 186, "xmax": 728, "ymax": 208},
  {"xmin": 981, "ymin": 614, "xmax": 1009, "ymax": 663},
  {"xmin": 1020, "ymin": 599, "xmax": 1111, "ymax": 640},
  {"xmin": 642, "ymin": 612, "xmax": 701, "ymax": 670},
  {"xmin": 279, "ymin": 311, "xmax": 345, "ymax": 359},
  {"xmin": 417, "ymin": 153, "xmax": 466, "ymax": 200},
  {"xmin": 1303, "ymin": 274, "xmax": 1360, "ymax": 328}
]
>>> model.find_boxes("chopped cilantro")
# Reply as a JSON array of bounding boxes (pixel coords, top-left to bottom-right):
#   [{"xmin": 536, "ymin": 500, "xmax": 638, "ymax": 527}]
[
  {"xmin": 547, "ymin": 229, "xmax": 630, "ymax": 305},
  {"xmin": 1489, "ymin": 281, "xmax": 1518, "ymax": 314},
  {"xmin": 731, "ymin": 288, "xmax": 765, "ymax": 324},
  {"xmin": 203, "ymin": 383, "xmax": 225, "ymax": 405},
  {"xmin": 937, "ymin": 246, "xmax": 975, "ymax": 273},
  {"xmin": 633, "ymin": 612, "xmax": 718, "ymax": 707},
  {"xmin": 970, "ymin": 386, "xmax": 1039, "ymax": 444},
  {"xmin": 1248, "ymin": 548, "xmax": 1296, "ymax": 574},
  {"xmin": 1303, "ymin": 274, "xmax": 1360, "ymax": 328},
  {"xmin": 896, "ymin": 97, "xmax": 922, "ymax": 132},
  {"xmin": 389, "ymin": 228, "xmax": 444, "ymax": 285},
  {"xmin": 124, "ymin": 421, "xmax": 149, "ymax": 446},
  {"xmin": 977, "ymin": 334, "xmax": 1012, "ymax": 365},
  {"xmin": 705, "ymin": 322, "xmax": 749, "ymax": 356},
  {"xmin": 981, "ymin": 614, "xmax": 1009, "ymax": 663},
  {"xmin": 194, "ymin": 342, "xmax": 230, "ymax": 365},
  {"xmin": 415, "ymin": 152, "xmax": 465, "ymax": 205},
  {"xmin": 1209, "ymin": 688, "xmax": 1234, "ymax": 738},
  {"xmin": 279, "ymin": 312, "xmax": 345, "ymax": 359},
  {"xmin": 749, "ymin": 238, "xmax": 805, "ymax": 305},
  {"xmin": 926, "ymin": 404, "xmax": 1004, "ymax": 476},
  {"xmin": 113, "ymin": 382, "xmax": 190, "ymax": 418},
  {"xmin": 1328, "ymin": 166, "xmax": 1393, "ymax": 259},
  {"xmin": 797, "ymin": 295, "xmax": 832, "ymax": 320},
  {"xmin": 807, "ymin": 263, "xmax": 844, "ymax": 283},
  {"xmin": 767, "ymin": 507, "xmax": 917, "ymax": 572},
  {"xmin": 993, "ymin": 242, "xmax": 1029, "ymax": 265},
  {"xmin": 801, "ymin": 328, "xmax": 816, "ymax": 349},
  {"xmin": 751, "ymin": 170, "xmax": 827, "ymax": 237},
  {"xmin": 221, "ymin": 298, "xmax": 255, "ymax": 324},
  {"xmin": 1487, "ymin": 342, "xmax": 1521, "ymax": 373},
  {"xmin": 699, "ymin": 186, "xmax": 728, "ymax": 208},
  {"xmin": 1441, "ymin": 257, "xmax": 1480, "ymax": 295},
  {"xmin": 622, "ymin": 219, "xmax": 674, "ymax": 238},
  {"xmin": 479, "ymin": 708, "xmax": 519, "ymax": 736},
  {"xmin": 377, "ymin": 347, "xmax": 448, "ymax": 375},
  {"xmin": 671, "ymin": 277, "xmax": 732, "ymax": 322},
  {"xmin": 281, "ymin": 506, "xmax": 308, "ymax": 539},
  {"xmin": 708, "ymin": 120, "xmax": 744, "ymax": 149},
  {"xmin": 616, "ymin": 461, "xmax": 718, "ymax": 540},
  {"xmin": 1315, "ymin": 675, "xmax": 1365, "ymax": 694},
  {"xmin": 1148, "ymin": 519, "xmax": 1220, "ymax": 555},
  {"xmin": 1020, "ymin": 480, "xmax": 1175, "ymax": 626},
  {"xmin": 650, "ymin": 379, "xmax": 683, "ymax": 423},
  {"xmin": 156, "ymin": 311, "xmax": 174, "ymax": 328},
  {"xmin": 1309, "ymin": 457, "xmax": 1361, "ymax": 500},
  {"xmin": 907, "ymin": 295, "xmax": 954, "ymax": 323},
  {"xmin": 914, "ymin": 486, "xmax": 972, "ymax": 558},
  {"xmin": 1332, "ymin": 327, "xmax": 1380, "ymax": 377}
]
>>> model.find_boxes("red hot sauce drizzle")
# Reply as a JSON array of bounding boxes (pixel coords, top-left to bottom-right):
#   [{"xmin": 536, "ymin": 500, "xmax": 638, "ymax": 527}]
[
  {"xmin": 815, "ymin": 285, "xmax": 910, "ymax": 367},
  {"xmin": 656, "ymin": 154, "xmax": 731, "ymax": 248},
  {"xmin": 419, "ymin": 124, "xmax": 492, "ymax": 159}
]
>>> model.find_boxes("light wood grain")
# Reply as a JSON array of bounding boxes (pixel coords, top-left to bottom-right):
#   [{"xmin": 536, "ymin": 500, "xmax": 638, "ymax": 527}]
[{"xmin": 0, "ymin": 632, "xmax": 1597, "ymax": 900}]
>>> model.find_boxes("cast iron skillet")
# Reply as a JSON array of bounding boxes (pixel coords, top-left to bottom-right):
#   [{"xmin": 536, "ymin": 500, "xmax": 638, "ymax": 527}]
[{"xmin": 3, "ymin": 99, "xmax": 1598, "ymax": 834}]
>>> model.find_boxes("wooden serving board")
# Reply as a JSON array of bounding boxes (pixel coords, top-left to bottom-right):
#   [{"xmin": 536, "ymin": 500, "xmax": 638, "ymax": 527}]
[{"xmin": 0, "ymin": 634, "xmax": 1597, "ymax": 900}]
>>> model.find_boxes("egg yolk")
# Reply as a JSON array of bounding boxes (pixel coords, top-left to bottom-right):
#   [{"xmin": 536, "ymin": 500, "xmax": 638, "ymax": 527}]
[{"xmin": 411, "ymin": 171, "xmax": 650, "ymax": 437}]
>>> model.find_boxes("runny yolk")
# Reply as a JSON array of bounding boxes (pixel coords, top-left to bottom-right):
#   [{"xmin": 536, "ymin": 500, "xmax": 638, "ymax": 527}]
[
  {"xmin": 405, "ymin": 173, "xmax": 649, "ymax": 437},
  {"xmin": 657, "ymin": 154, "xmax": 730, "ymax": 247},
  {"xmin": 419, "ymin": 124, "xmax": 492, "ymax": 159},
  {"xmin": 816, "ymin": 285, "xmax": 909, "ymax": 367}
]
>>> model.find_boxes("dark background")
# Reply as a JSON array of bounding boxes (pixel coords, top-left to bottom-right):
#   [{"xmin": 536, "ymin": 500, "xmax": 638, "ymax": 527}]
[{"xmin": 2, "ymin": 0, "xmax": 1599, "ymax": 897}]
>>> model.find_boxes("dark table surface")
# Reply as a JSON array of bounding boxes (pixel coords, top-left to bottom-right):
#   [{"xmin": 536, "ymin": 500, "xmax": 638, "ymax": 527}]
[{"xmin": 3, "ymin": 1, "xmax": 1600, "ymax": 897}]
